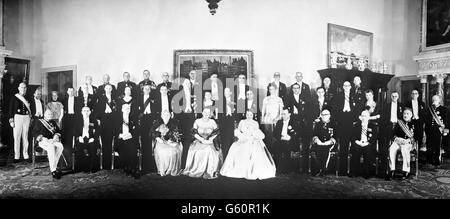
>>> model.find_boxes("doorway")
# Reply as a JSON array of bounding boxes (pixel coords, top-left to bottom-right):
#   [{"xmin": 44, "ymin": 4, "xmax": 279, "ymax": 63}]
[{"xmin": 42, "ymin": 65, "xmax": 77, "ymax": 102}]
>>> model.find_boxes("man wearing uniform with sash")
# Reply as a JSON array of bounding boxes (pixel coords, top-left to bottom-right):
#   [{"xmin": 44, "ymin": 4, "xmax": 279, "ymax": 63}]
[
  {"xmin": 386, "ymin": 108, "xmax": 416, "ymax": 180},
  {"xmin": 32, "ymin": 109, "xmax": 64, "ymax": 179},
  {"xmin": 9, "ymin": 83, "xmax": 32, "ymax": 162},
  {"xmin": 425, "ymin": 95, "xmax": 449, "ymax": 168}
]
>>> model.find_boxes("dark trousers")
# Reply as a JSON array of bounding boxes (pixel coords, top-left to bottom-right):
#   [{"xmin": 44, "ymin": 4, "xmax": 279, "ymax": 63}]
[
  {"xmin": 178, "ymin": 113, "xmax": 196, "ymax": 168},
  {"xmin": 379, "ymin": 122, "xmax": 396, "ymax": 175},
  {"xmin": 117, "ymin": 137, "xmax": 138, "ymax": 172},
  {"xmin": 275, "ymin": 140, "xmax": 298, "ymax": 173},
  {"xmin": 337, "ymin": 112, "xmax": 354, "ymax": 174},
  {"xmin": 100, "ymin": 113, "xmax": 114, "ymax": 170},
  {"xmin": 413, "ymin": 119, "xmax": 424, "ymax": 147},
  {"xmin": 311, "ymin": 144, "xmax": 333, "ymax": 174},
  {"xmin": 219, "ymin": 114, "xmax": 235, "ymax": 159},
  {"xmin": 426, "ymin": 127, "xmax": 442, "ymax": 166},
  {"xmin": 140, "ymin": 114, "xmax": 156, "ymax": 173},
  {"xmin": 350, "ymin": 143, "xmax": 374, "ymax": 177},
  {"xmin": 62, "ymin": 114, "xmax": 76, "ymax": 168},
  {"xmin": 74, "ymin": 138, "xmax": 99, "ymax": 172}
]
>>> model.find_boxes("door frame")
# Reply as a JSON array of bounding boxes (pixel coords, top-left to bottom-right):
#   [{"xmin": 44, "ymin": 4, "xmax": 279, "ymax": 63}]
[{"xmin": 42, "ymin": 65, "xmax": 77, "ymax": 102}]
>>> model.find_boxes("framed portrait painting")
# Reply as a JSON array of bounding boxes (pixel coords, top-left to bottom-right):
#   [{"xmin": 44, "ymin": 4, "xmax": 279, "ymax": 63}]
[
  {"xmin": 173, "ymin": 49, "xmax": 254, "ymax": 87},
  {"xmin": 327, "ymin": 23, "xmax": 373, "ymax": 68},
  {"xmin": 421, "ymin": 0, "xmax": 450, "ymax": 51}
]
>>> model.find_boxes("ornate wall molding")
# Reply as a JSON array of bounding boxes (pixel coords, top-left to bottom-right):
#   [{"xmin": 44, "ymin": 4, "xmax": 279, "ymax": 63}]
[{"xmin": 414, "ymin": 51, "xmax": 450, "ymax": 75}]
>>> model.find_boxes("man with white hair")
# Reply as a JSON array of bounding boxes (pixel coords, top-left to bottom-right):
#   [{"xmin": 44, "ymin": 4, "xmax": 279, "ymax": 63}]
[
  {"xmin": 267, "ymin": 72, "xmax": 287, "ymax": 101},
  {"xmin": 32, "ymin": 109, "xmax": 64, "ymax": 179},
  {"xmin": 425, "ymin": 95, "xmax": 449, "ymax": 168},
  {"xmin": 9, "ymin": 83, "xmax": 31, "ymax": 162},
  {"xmin": 78, "ymin": 75, "xmax": 98, "ymax": 97},
  {"xmin": 97, "ymin": 74, "xmax": 117, "ymax": 98}
]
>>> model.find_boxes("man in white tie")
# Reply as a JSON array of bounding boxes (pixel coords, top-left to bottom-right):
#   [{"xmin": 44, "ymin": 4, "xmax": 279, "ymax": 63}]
[
  {"xmin": 74, "ymin": 106, "xmax": 100, "ymax": 173},
  {"xmin": 9, "ymin": 83, "xmax": 31, "ymax": 162},
  {"xmin": 138, "ymin": 84, "xmax": 157, "ymax": 173},
  {"xmin": 235, "ymin": 74, "xmax": 249, "ymax": 117},
  {"xmin": 78, "ymin": 75, "xmax": 98, "ymax": 97},
  {"xmin": 380, "ymin": 91, "xmax": 403, "ymax": 176},
  {"xmin": 62, "ymin": 87, "xmax": 77, "ymax": 168},
  {"xmin": 31, "ymin": 87, "xmax": 44, "ymax": 120},
  {"xmin": 274, "ymin": 109, "xmax": 300, "ymax": 173},
  {"xmin": 209, "ymin": 73, "xmax": 220, "ymax": 101},
  {"xmin": 332, "ymin": 81, "xmax": 356, "ymax": 175},
  {"xmin": 350, "ymin": 109, "xmax": 378, "ymax": 178},
  {"xmin": 94, "ymin": 84, "xmax": 117, "ymax": 170},
  {"xmin": 405, "ymin": 89, "xmax": 425, "ymax": 150}
]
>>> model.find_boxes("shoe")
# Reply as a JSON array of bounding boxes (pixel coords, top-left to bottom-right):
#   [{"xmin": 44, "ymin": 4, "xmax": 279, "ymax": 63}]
[
  {"xmin": 51, "ymin": 171, "xmax": 61, "ymax": 179},
  {"xmin": 385, "ymin": 171, "xmax": 394, "ymax": 181},
  {"xmin": 133, "ymin": 171, "xmax": 141, "ymax": 179},
  {"xmin": 13, "ymin": 159, "xmax": 20, "ymax": 163}
]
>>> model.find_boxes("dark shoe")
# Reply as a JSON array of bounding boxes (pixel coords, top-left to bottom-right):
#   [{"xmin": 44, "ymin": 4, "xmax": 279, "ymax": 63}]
[
  {"xmin": 133, "ymin": 171, "xmax": 141, "ymax": 179},
  {"xmin": 13, "ymin": 159, "xmax": 20, "ymax": 163},
  {"xmin": 385, "ymin": 171, "xmax": 394, "ymax": 181},
  {"xmin": 51, "ymin": 171, "xmax": 61, "ymax": 179}
]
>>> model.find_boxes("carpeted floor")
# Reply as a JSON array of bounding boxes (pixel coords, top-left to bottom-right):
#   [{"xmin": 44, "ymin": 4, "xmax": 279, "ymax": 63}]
[{"xmin": 1, "ymin": 161, "xmax": 450, "ymax": 199}]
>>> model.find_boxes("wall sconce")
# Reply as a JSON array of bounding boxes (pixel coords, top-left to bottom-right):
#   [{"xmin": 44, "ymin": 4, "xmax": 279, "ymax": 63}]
[{"xmin": 206, "ymin": 0, "xmax": 221, "ymax": 15}]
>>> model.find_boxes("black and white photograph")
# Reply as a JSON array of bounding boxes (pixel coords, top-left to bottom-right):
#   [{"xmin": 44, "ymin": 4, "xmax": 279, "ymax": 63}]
[{"xmin": 0, "ymin": 0, "xmax": 449, "ymax": 214}]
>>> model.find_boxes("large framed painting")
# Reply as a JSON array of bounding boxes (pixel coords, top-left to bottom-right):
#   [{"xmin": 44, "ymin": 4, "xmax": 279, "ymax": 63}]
[
  {"xmin": 421, "ymin": 0, "xmax": 450, "ymax": 51},
  {"xmin": 327, "ymin": 23, "xmax": 373, "ymax": 68},
  {"xmin": 173, "ymin": 49, "xmax": 254, "ymax": 87}
]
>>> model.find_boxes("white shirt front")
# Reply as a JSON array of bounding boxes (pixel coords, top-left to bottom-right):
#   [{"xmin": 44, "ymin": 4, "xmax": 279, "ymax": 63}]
[
  {"xmin": 87, "ymin": 85, "xmax": 94, "ymax": 95},
  {"xmin": 68, "ymin": 96, "xmax": 75, "ymax": 114},
  {"xmin": 361, "ymin": 122, "xmax": 368, "ymax": 143},
  {"xmin": 161, "ymin": 94, "xmax": 169, "ymax": 112},
  {"xmin": 82, "ymin": 116, "xmax": 90, "ymax": 138},
  {"xmin": 122, "ymin": 116, "xmax": 130, "ymax": 135},
  {"xmin": 211, "ymin": 82, "xmax": 219, "ymax": 100},
  {"xmin": 226, "ymin": 99, "xmax": 232, "ymax": 116},
  {"xmin": 343, "ymin": 92, "xmax": 351, "ymax": 112},
  {"xmin": 273, "ymin": 81, "xmax": 280, "ymax": 96},
  {"xmin": 35, "ymin": 98, "xmax": 43, "ymax": 117},
  {"xmin": 390, "ymin": 102, "xmax": 398, "ymax": 123},
  {"xmin": 105, "ymin": 95, "xmax": 112, "ymax": 113},
  {"xmin": 238, "ymin": 84, "xmax": 246, "ymax": 100},
  {"xmin": 318, "ymin": 97, "xmax": 325, "ymax": 114},
  {"xmin": 412, "ymin": 100, "xmax": 419, "ymax": 119},
  {"xmin": 247, "ymin": 100, "xmax": 253, "ymax": 110},
  {"xmin": 282, "ymin": 119, "xmax": 289, "ymax": 137},
  {"xmin": 293, "ymin": 94, "xmax": 300, "ymax": 114},
  {"xmin": 144, "ymin": 95, "xmax": 151, "ymax": 114}
]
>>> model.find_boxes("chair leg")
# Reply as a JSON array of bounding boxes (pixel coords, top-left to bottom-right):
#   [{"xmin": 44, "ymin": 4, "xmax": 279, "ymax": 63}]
[{"xmin": 32, "ymin": 138, "xmax": 36, "ymax": 169}]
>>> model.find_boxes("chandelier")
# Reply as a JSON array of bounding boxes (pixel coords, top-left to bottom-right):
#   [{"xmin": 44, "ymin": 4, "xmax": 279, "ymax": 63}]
[{"xmin": 206, "ymin": 0, "xmax": 221, "ymax": 15}]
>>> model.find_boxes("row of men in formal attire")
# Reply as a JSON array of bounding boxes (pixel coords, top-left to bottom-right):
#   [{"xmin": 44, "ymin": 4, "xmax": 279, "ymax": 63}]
[{"xmin": 8, "ymin": 69, "xmax": 448, "ymax": 180}]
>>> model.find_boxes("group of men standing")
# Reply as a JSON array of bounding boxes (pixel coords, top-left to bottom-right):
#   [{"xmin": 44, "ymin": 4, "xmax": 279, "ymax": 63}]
[{"xmin": 7, "ymin": 69, "xmax": 448, "ymax": 180}]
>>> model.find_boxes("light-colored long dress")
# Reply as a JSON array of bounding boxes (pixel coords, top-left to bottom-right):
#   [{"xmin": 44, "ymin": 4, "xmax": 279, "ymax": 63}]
[
  {"xmin": 220, "ymin": 119, "xmax": 276, "ymax": 180},
  {"xmin": 153, "ymin": 119, "xmax": 183, "ymax": 176},
  {"xmin": 182, "ymin": 118, "xmax": 222, "ymax": 179},
  {"xmin": 47, "ymin": 101, "xmax": 64, "ymax": 128}
]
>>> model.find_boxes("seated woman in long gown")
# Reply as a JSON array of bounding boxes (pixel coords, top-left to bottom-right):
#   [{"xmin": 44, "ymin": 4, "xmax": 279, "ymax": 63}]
[
  {"xmin": 182, "ymin": 108, "xmax": 222, "ymax": 179},
  {"xmin": 152, "ymin": 110, "xmax": 183, "ymax": 176},
  {"xmin": 220, "ymin": 110, "xmax": 276, "ymax": 180}
]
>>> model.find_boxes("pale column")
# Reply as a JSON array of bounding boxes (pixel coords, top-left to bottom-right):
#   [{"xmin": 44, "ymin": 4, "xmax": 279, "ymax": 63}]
[
  {"xmin": 419, "ymin": 75, "xmax": 428, "ymax": 104},
  {"xmin": 0, "ymin": 47, "xmax": 12, "ymax": 148},
  {"xmin": 433, "ymin": 73, "xmax": 446, "ymax": 105}
]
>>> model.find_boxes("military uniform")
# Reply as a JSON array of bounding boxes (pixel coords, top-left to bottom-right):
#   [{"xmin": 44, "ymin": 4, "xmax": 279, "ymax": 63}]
[
  {"xmin": 389, "ymin": 120, "xmax": 415, "ymax": 173},
  {"xmin": 9, "ymin": 94, "xmax": 31, "ymax": 160},
  {"xmin": 311, "ymin": 120, "xmax": 336, "ymax": 175},
  {"xmin": 425, "ymin": 105, "xmax": 448, "ymax": 166},
  {"xmin": 138, "ymin": 79, "xmax": 157, "ymax": 93}
]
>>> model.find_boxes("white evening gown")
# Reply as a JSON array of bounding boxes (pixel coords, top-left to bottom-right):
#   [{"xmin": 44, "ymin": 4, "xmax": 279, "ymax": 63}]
[
  {"xmin": 182, "ymin": 119, "xmax": 223, "ymax": 179},
  {"xmin": 220, "ymin": 119, "xmax": 276, "ymax": 180},
  {"xmin": 154, "ymin": 140, "xmax": 183, "ymax": 176}
]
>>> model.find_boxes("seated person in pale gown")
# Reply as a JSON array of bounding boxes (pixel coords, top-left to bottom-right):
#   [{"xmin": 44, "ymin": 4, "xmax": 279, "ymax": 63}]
[
  {"xmin": 182, "ymin": 108, "xmax": 222, "ymax": 179},
  {"xmin": 152, "ymin": 110, "xmax": 183, "ymax": 176},
  {"xmin": 220, "ymin": 110, "xmax": 276, "ymax": 180}
]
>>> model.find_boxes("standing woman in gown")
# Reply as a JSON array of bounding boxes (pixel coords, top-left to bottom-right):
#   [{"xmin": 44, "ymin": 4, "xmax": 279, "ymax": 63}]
[
  {"xmin": 220, "ymin": 110, "xmax": 276, "ymax": 180},
  {"xmin": 47, "ymin": 91, "xmax": 64, "ymax": 128},
  {"xmin": 261, "ymin": 84, "xmax": 284, "ymax": 155},
  {"xmin": 152, "ymin": 110, "xmax": 183, "ymax": 176},
  {"xmin": 365, "ymin": 89, "xmax": 381, "ymax": 122},
  {"xmin": 183, "ymin": 108, "xmax": 222, "ymax": 179}
]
